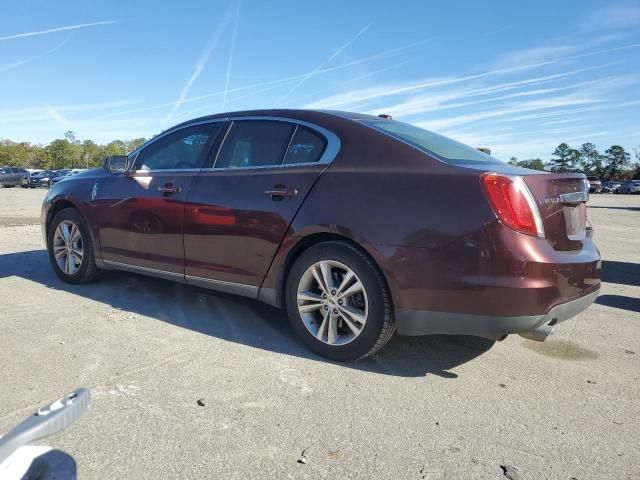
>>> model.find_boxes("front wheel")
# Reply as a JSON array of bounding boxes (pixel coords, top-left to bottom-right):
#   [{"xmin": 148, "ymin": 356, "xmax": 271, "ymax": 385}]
[
  {"xmin": 47, "ymin": 208, "xmax": 101, "ymax": 284},
  {"xmin": 285, "ymin": 241, "xmax": 395, "ymax": 361}
]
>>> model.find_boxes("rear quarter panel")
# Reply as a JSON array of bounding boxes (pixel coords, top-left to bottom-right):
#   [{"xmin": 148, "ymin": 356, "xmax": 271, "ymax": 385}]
[{"xmin": 260, "ymin": 116, "xmax": 497, "ymax": 302}]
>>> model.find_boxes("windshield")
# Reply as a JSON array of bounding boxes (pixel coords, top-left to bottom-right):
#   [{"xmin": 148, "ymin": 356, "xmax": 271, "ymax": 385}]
[{"xmin": 363, "ymin": 119, "xmax": 504, "ymax": 165}]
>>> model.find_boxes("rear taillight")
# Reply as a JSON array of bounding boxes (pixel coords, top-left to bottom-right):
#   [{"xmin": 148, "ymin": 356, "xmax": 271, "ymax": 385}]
[{"xmin": 480, "ymin": 173, "xmax": 545, "ymax": 238}]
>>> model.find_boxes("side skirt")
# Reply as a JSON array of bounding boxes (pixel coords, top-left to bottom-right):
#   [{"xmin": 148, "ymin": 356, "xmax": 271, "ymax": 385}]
[{"xmin": 102, "ymin": 260, "xmax": 259, "ymax": 299}]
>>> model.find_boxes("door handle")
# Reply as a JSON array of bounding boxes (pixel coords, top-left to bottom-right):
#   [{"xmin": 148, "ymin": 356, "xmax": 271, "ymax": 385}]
[
  {"xmin": 158, "ymin": 183, "xmax": 181, "ymax": 194},
  {"xmin": 265, "ymin": 187, "xmax": 298, "ymax": 198}
]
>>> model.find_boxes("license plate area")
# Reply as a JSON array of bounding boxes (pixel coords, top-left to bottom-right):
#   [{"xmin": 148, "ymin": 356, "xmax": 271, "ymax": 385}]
[{"xmin": 563, "ymin": 203, "xmax": 587, "ymax": 241}]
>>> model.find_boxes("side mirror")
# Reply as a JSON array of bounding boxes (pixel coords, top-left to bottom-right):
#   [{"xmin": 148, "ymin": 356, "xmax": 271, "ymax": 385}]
[{"xmin": 103, "ymin": 155, "xmax": 129, "ymax": 173}]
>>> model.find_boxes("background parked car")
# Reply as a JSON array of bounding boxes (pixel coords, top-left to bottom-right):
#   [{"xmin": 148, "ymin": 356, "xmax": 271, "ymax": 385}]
[
  {"xmin": 601, "ymin": 181, "xmax": 622, "ymax": 193},
  {"xmin": 618, "ymin": 180, "xmax": 640, "ymax": 194},
  {"xmin": 587, "ymin": 176, "xmax": 602, "ymax": 193},
  {"xmin": 0, "ymin": 167, "xmax": 28, "ymax": 187},
  {"xmin": 50, "ymin": 169, "xmax": 85, "ymax": 186},
  {"xmin": 27, "ymin": 170, "xmax": 56, "ymax": 188}
]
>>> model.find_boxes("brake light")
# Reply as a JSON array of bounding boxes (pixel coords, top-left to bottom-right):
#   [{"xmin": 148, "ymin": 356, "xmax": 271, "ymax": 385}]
[{"xmin": 480, "ymin": 173, "xmax": 545, "ymax": 237}]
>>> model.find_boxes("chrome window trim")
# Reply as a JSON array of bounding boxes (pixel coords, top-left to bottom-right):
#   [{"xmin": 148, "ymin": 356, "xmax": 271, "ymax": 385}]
[
  {"xmin": 126, "ymin": 115, "xmax": 340, "ymax": 174},
  {"xmin": 126, "ymin": 118, "xmax": 230, "ymax": 173},
  {"xmin": 214, "ymin": 116, "xmax": 340, "ymax": 169}
]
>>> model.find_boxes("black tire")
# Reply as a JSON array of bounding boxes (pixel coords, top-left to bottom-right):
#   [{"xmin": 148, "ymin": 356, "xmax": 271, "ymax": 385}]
[
  {"xmin": 47, "ymin": 208, "xmax": 101, "ymax": 284},
  {"xmin": 285, "ymin": 241, "xmax": 395, "ymax": 361}
]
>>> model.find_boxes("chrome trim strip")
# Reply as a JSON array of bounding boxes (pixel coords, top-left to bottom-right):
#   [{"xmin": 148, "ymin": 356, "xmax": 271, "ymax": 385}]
[
  {"xmin": 559, "ymin": 191, "xmax": 588, "ymax": 204},
  {"xmin": 514, "ymin": 176, "xmax": 545, "ymax": 238},
  {"xmin": 185, "ymin": 274, "xmax": 259, "ymax": 299},
  {"xmin": 102, "ymin": 260, "xmax": 259, "ymax": 299},
  {"xmin": 102, "ymin": 260, "xmax": 186, "ymax": 281},
  {"xmin": 211, "ymin": 120, "xmax": 234, "ymax": 169},
  {"xmin": 127, "ymin": 115, "xmax": 341, "ymax": 174}
]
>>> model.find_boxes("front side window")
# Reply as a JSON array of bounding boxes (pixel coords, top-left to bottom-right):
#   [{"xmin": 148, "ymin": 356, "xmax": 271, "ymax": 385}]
[
  {"xmin": 215, "ymin": 121, "xmax": 295, "ymax": 169},
  {"xmin": 283, "ymin": 126, "xmax": 326, "ymax": 165},
  {"xmin": 364, "ymin": 119, "xmax": 504, "ymax": 165},
  {"xmin": 134, "ymin": 123, "xmax": 223, "ymax": 171}
]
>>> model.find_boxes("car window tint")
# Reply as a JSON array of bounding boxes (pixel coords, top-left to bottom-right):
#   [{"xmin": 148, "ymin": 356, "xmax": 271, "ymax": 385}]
[
  {"xmin": 134, "ymin": 123, "xmax": 223, "ymax": 171},
  {"xmin": 0, "ymin": 168, "xmax": 9, "ymax": 174},
  {"xmin": 215, "ymin": 121, "xmax": 295, "ymax": 169},
  {"xmin": 365, "ymin": 119, "xmax": 504, "ymax": 165},
  {"xmin": 283, "ymin": 126, "xmax": 326, "ymax": 165}
]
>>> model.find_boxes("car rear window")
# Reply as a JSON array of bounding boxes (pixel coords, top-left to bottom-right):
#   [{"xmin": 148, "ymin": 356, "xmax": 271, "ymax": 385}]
[
  {"xmin": 283, "ymin": 126, "xmax": 326, "ymax": 165},
  {"xmin": 363, "ymin": 119, "xmax": 503, "ymax": 165}
]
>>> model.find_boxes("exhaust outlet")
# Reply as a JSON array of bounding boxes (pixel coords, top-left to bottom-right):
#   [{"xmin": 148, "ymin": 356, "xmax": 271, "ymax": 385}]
[{"xmin": 519, "ymin": 324, "xmax": 553, "ymax": 342}]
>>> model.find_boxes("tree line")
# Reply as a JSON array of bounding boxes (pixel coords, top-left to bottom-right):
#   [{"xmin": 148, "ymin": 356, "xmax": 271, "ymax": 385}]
[
  {"xmin": 2, "ymin": 131, "xmax": 639, "ymax": 180},
  {"xmin": 508, "ymin": 143, "xmax": 640, "ymax": 180},
  {"xmin": 0, "ymin": 131, "xmax": 147, "ymax": 170}
]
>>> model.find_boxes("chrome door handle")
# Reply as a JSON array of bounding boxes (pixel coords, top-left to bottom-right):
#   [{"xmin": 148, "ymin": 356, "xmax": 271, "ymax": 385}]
[
  {"xmin": 158, "ymin": 184, "xmax": 181, "ymax": 193},
  {"xmin": 265, "ymin": 188, "xmax": 298, "ymax": 197}
]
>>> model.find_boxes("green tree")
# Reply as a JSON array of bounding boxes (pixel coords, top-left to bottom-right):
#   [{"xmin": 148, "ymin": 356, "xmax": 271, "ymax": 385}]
[
  {"xmin": 519, "ymin": 158, "xmax": 546, "ymax": 171},
  {"xmin": 45, "ymin": 139, "xmax": 74, "ymax": 169},
  {"xmin": 508, "ymin": 156, "xmax": 546, "ymax": 171},
  {"xmin": 549, "ymin": 143, "xmax": 579, "ymax": 172},
  {"xmin": 125, "ymin": 138, "xmax": 147, "ymax": 152},
  {"xmin": 80, "ymin": 140, "xmax": 101, "ymax": 168},
  {"xmin": 578, "ymin": 143, "xmax": 603, "ymax": 177},
  {"xmin": 603, "ymin": 145, "xmax": 630, "ymax": 180}
]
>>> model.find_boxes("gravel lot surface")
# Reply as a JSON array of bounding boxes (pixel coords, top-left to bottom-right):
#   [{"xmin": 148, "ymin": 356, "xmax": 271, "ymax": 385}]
[{"xmin": 1, "ymin": 187, "xmax": 639, "ymax": 479}]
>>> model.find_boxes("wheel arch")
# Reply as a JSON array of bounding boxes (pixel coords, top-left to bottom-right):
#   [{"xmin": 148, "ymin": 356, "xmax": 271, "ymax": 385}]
[
  {"xmin": 45, "ymin": 199, "xmax": 78, "ymax": 244},
  {"xmin": 259, "ymin": 231, "xmax": 398, "ymax": 310},
  {"xmin": 44, "ymin": 198, "xmax": 102, "ymax": 268}
]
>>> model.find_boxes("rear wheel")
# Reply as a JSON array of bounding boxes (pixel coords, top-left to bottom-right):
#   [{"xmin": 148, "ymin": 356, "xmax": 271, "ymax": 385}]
[
  {"xmin": 285, "ymin": 241, "xmax": 395, "ymax": 361},
  {"xmin": 47, "ymin": 208, "xmax": 101, "ymax": 284}
]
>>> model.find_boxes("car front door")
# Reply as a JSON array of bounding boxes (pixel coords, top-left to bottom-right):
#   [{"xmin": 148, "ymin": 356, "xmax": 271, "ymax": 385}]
[
  {"xmin": 97, "ymin": 122, "xmax": 225, "ymax": 274},
  {"xmin": 183, "ymin": 118, "xmax": 339, "ymax": 294}
]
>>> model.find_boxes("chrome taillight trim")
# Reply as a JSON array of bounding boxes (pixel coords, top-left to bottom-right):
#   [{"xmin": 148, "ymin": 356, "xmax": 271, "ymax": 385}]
[{"xmin": 513, "ymin": 176, "xmax": 545, "ymax": 238}]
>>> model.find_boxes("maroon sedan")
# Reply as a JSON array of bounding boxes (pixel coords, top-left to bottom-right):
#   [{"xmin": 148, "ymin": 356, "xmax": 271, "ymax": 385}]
[{"xmin": 41, "ymin": 110, "xmax": 601, "ymax": 361}]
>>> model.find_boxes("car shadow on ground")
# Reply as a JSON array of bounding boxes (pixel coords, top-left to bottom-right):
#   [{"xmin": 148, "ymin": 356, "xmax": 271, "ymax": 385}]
[
  {"xmin": 596, "ymin": 295, "xmax": 640, "ymax": 313},
  {"xmin": 602, "ymin": 260, "xmax": 640, "ymax": 287},
  {"xmin": 0, "ymin": 249, "xmax": 495, "ymax": 378},
  {"xmin": 588, "ymin": 205, "xmax": 640, "ymax": 212}
]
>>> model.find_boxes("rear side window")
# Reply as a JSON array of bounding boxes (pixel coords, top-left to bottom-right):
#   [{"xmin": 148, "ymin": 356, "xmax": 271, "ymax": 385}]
[
  {"xmin": 134, "ymin": 123, "xmax": 223, "ymax": 171},
  {"xmin": 364, "ymin": 119, "xmax": 503, "ymax": 165},
  {"xmin": 215, "ymin": 121, "xmax": 295, "ymax": 169},
  {"xmin": 283, "ymin": 126, "xmax": 326, "ymax": 165}
]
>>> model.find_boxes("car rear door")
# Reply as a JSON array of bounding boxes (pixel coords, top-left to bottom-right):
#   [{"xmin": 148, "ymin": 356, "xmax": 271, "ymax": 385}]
[
  {"xmin": 183, "ymin": 117, "xmax": 339, "ymax": 293},
  {"xmin": 97, "ymin": 122, "xmax": 226, "ymax": 274}
]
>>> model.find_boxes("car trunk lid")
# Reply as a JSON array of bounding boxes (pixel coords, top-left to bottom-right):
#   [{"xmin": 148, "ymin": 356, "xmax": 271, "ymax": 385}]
[{"xmin": 522, "ymin": 173, "xmax": 589, "ymax": 250}]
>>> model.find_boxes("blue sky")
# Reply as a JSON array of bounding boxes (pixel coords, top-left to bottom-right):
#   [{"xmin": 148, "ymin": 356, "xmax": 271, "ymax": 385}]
[{"xmin": 1, "ymin": 0, "xmax": 639, "ymax": 160}]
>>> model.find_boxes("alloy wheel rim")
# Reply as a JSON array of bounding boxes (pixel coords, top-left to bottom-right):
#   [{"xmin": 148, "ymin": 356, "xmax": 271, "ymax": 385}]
[
  {"xmin": 53, "ymin": 220, "xmax": 84, "ymax": 275},
  {"xmin": 297, "ymin": 260, "xmax": 368, "ymax": 346}
]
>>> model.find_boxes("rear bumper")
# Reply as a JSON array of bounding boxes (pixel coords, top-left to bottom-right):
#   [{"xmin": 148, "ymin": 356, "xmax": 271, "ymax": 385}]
[{"xmin": 396, "ymin": 286, "xmax": 599, "ymax": 336}]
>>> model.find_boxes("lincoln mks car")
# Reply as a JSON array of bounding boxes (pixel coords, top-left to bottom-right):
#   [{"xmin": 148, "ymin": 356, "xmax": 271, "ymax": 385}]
[{"xmin": 41, "ymin": 109, "xmax": 601, "ymax": 361}]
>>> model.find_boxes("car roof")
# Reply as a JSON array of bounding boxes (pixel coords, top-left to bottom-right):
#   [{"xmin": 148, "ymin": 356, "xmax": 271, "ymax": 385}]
[{"xmin": 169, "ymin": 109, "xmax": 380, "ymax": 131}]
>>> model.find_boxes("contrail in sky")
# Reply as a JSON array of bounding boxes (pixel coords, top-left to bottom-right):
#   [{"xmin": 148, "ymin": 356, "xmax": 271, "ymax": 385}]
[
  {"xmin": 273, "ymin": 23, "xmax": 372, "ymax": 106},
  {"xmin": 222, "ymin": 0, "xmax": 242, "ymax": 110},
  {"xmin": 0, "ymin": 35, "xmax": 71, "ymax": 73},
  {"xmin": 163, "ymin": 13, "xmax": 233, "ymax": 125},
  {"xmin": 0, "ymin": 20, "xmax": 118, "ymax": 41}
]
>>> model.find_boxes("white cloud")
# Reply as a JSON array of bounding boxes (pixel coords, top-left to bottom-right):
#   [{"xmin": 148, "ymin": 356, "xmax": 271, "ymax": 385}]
[{"xmin": 582, "ymin": 5, "xmax": 640, "ymax": 31}]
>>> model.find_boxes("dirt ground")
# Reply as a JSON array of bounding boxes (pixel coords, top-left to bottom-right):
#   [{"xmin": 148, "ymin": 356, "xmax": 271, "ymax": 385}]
[{"xmin": 1, "ymin": 187, "xmax": 639, "ymax": 479}]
